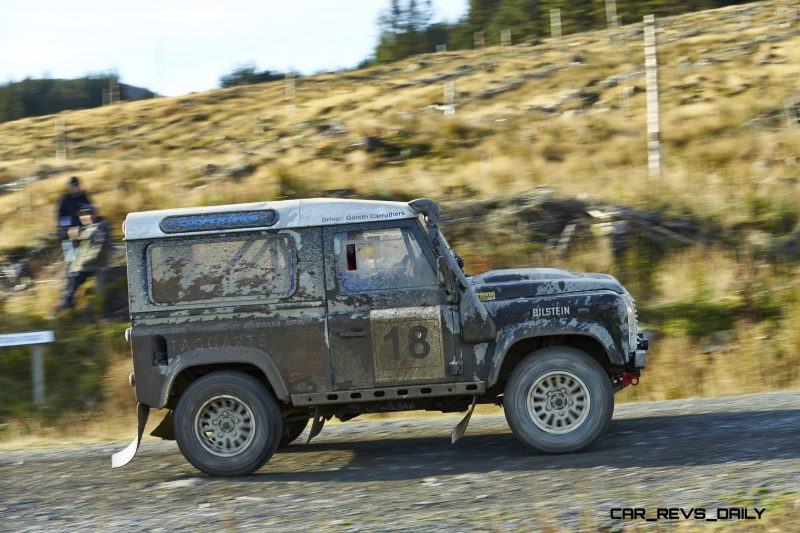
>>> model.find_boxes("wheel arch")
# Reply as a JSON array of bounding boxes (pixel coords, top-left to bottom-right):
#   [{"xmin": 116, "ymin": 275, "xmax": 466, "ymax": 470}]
[
  {"xmin": 158, "ymin": 348, "xmax": 290, "ymax": 408},
  {"xmin": 488, "ymin": 332, "xmax": 620, "ymax": 392}
]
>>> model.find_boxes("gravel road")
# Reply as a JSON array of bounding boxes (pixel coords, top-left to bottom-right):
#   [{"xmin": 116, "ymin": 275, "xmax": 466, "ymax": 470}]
[{"xmin": 1, "ymin": 391, "xmax": 798, "ymax": 532}]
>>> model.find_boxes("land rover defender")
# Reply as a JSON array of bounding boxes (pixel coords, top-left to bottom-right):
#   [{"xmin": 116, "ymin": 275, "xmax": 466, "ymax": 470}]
[{"xmin": 112, "ymin": 198, "xmax": 648, "ymax": 476}]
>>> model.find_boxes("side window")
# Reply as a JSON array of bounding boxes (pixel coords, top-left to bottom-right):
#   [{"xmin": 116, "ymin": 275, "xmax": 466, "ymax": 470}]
[
  {"xmin": 149, "ymin": 234, "xmax": 294, "ymax": 304},
  {"xmin": 333, "ymin": 228, "xmax": 437, "ymax": 293}
]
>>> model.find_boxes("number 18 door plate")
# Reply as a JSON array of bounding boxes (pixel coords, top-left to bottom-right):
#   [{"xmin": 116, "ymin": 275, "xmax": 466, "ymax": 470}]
[{"xmin": 370, "ymin": 306, "xmax": 445, "ymax": 383}]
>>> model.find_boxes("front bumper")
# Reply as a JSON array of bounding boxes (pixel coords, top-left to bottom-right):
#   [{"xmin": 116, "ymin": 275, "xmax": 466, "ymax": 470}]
[{"xmin": 633, "ymin": 333, "xmax": 649, "ymax": 368}]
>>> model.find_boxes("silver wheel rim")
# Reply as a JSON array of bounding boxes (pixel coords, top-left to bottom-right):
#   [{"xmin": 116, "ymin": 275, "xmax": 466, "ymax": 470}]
[
  {"xmin": 194, "ymin": 394, "xmax": 256, "ymax": 457},
  {"xmin": 526, "ymin": 370, "xmax": 591, "ymax": 434}
]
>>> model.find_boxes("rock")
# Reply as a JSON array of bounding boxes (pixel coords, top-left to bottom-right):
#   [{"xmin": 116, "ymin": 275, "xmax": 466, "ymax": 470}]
[
  {"xmin": 560, "ymin": 109, "xmax": 583, "ymax": 119},
  {"xmin": 317, "ymin": 122, "xmax": 348, "ymax": 135},
  {"xmin": 677, "ymin": 29, "xmax": 703, "ymax": 39},
  {"xmin": 599, "ymin": 71, "xmax": 643, "ymax": 89},
  {"xmin": 702, "ymin": 330, "xmax": 737, "ymax": 354},
  {"xmin": 235, "ymin": 496, "xmax": 266, "ymax": 502},
  {"xmin": 441, "ymin": 193, "xmax": 705, "ymax": 258},
  {"xmin": 364, "ymin": 136, "xmax": 382, "ymax": 153},
  {"xmin": 532, "ymin": 105, "xmax": 558, "ymax": 114},
  {"xmin": 155, "ymin": 478, "xmax": 205, "ymax": 490},
  {"xmin": 754, "ymin": 51, "xmax": 784, "ymax": 65},
  {"xmin": 727, "ymin": 84, "xmax": 751, "ymax": 96},
  {"xmin": 404, "ymin": 61, "xmax": 428, "ymax": 72},
  {"xmin": 695, "ymin": 57, "xmax": 724, "ymax": 67},
  {"xmin": 601, "ymin": 76, "xmax": 621, "ymax": 89},
  {"xmin": 576, "ymin": 89, "xmax": 600, "ymax": 107},
  {"xmin": 224, "ymin": 164, "xmax": 256, "ymax": 180},
  {"xmin": 592, "ymin": 100, "xmax": 611, "ymax": 111},
  {"xmin": 679, "ymin": 94, "xmax": 704, "ymax": 106},
  {"xmin": 321, "ymin": 188, "xmax": 357, "ymax": 198}
]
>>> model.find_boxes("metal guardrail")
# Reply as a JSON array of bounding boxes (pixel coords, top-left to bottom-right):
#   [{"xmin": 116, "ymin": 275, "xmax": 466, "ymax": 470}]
[{"xmin": 0, "ymin": 331, "xmax": 54, "ymax": 404}]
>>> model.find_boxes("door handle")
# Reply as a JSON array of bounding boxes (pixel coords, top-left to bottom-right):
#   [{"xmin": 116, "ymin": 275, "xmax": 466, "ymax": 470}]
[{"xmin": 333, "ymin": 330, "xmax": 367, "ymax": 338}]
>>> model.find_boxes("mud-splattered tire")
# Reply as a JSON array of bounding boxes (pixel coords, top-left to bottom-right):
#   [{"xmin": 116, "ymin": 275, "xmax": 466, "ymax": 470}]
[
  {"xmin": 504, "ymin": 347, "xmax": 613, "ymax": 454},
  {"xmin": 278, "ymin": 418, "xmax": 310, "ymax": 448},
  {"xmin": 174, "ymin": 371, "xmax": 282, "ymax": 476}
]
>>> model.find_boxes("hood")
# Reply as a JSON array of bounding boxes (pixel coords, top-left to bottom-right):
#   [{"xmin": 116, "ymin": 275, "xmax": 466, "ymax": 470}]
[{"xmin": 468, "ymin": 268, "xmax": 625, "ymax": 300}]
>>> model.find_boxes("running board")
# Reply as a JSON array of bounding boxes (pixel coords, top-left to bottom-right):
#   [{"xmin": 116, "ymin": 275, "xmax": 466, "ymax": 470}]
[{"xmin": 291, "ymin": 381, "xmax": 485, "ymax": 406}]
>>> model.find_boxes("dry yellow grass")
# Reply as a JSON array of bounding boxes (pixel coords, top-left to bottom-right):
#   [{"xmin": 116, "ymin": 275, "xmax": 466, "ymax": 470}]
[
  {"xmin": 0, "ymin": 354, "xmax": 138, "ymax": 450},
  {"xmin": 2, "ymin": 2, "xmax": 800, "ymax": 441},
  {"xmin": 0, "ymin": 1, "xmax": 797, "ymax": 252}
]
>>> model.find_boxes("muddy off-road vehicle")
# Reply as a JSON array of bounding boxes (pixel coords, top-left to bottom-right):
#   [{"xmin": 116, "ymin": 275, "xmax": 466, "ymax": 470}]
[{"xmin": 112, "ymin": 198, "xmax": 648, "ymax": 476}]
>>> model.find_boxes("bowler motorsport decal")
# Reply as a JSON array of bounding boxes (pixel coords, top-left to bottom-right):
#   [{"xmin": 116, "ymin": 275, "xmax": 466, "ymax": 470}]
[
  {"xmin": 532, "ymin": 306, "xmax": 571, "ymax": 318},
  {"xmin": 370, "ymin": 306, "xmax": 445, "ymax": 382},
  {"xmin": 160, "ymin": 210, "xmax": 278, "ymax": 233}
]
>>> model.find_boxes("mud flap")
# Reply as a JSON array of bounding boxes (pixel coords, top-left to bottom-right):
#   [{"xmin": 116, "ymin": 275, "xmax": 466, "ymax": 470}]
[
  {"xmin": 450, "ymin": 396, "xmax": 477, "ymax": 444},
  {"xmin": 150, "ymin": 410, "xmax": 175, "ymax": 440},
  {"xmin": 111, "ymin": 403, "xmax": 150, "ymax": 469},
  {"xmin": 306, "ymin": 407, "xmax": 326, "ymax": 444}
]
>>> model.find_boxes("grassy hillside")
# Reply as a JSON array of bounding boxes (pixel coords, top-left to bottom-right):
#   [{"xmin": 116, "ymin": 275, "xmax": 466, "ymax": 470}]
[
  {"xmin": 1, "ymin": 2, "xmax": 798, "ymax": 246},
  {"xmin": 1, "ymin": 1, "xmax": 800, "ymax": 431}
]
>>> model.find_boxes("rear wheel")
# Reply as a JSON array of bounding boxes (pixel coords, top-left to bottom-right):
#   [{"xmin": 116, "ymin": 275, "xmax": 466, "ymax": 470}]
[
  {"xmin": 174, "ymin": 371, "xmax": 282, "ymax": 476},
  {"xmin": 504, "ymin": 347, "xmax": 613, "ymax": 453}
]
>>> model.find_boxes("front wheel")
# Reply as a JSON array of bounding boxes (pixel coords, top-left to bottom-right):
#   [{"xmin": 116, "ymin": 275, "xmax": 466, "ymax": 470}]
[
  {"xmin": 174, "ymin": 371, "xmax": 282, "ymax": 476},
  {"xmin": 504, "ymin": 347, "xmax": 613, "ymax": 454}
]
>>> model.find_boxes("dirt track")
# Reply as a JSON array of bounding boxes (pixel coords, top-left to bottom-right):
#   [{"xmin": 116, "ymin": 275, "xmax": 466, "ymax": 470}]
[{"xmin": 1, "ymin": 391, "xmax": 798, "ymax": 531}]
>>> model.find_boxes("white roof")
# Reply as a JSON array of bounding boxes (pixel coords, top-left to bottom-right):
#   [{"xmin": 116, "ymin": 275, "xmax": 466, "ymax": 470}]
[{"xmin": 124, "ymin": 198, "xmax": 417, "ymax": 240}]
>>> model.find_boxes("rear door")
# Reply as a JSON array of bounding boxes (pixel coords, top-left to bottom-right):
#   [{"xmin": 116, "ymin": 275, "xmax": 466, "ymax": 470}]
[{"xmin": 323, "ymin": 220, "xmax": 460, "ymax": 390}]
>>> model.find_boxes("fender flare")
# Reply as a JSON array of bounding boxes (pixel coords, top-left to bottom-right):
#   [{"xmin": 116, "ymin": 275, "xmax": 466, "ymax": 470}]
[
  {"xmin": 158, "ymin": 347, "xmax": 290, "ymax": 406},
  {"xmin": 487, "ymin": 321, "xmax": 626, "ymax": 388}
]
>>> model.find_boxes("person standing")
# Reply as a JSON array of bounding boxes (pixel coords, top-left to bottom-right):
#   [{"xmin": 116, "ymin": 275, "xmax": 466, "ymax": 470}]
[
  {"xmin": 52, "ymin": 206, "xmax": 110, "ymax": 314},
  {"xmin": 56, "ymin": 176, "xmax": 92, "ymax": 272}
]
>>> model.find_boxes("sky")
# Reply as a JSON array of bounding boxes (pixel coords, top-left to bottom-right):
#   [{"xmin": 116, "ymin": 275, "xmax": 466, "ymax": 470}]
[{"xmin": 0, "ymin": 0, "xmax": 468, "ymax": 97}]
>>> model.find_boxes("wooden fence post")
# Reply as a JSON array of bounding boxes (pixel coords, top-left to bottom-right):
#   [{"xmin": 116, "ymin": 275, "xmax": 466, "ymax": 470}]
[
  {"xmin": 644, "ymin": 15, "xmax": 662, "ymax": 180},
  {"xmin": 550, "ymin": 9, "xmax": 562, "ymax": 42}
]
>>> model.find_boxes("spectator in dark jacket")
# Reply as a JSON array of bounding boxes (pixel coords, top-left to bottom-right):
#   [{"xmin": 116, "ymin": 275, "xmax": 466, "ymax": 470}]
[
  {"xmin": 52, "ymin": 206, "xmax": 110, "ymax": 314},
  {"xmin": 57, "ymin": 176, "xmax": 92, "ymax": 272}
]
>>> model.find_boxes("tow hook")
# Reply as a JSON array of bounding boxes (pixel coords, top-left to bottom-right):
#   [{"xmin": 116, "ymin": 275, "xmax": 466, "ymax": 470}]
[{"xmin": 621, "ymin": 372, "xmax": 640, "ymax": 386}]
